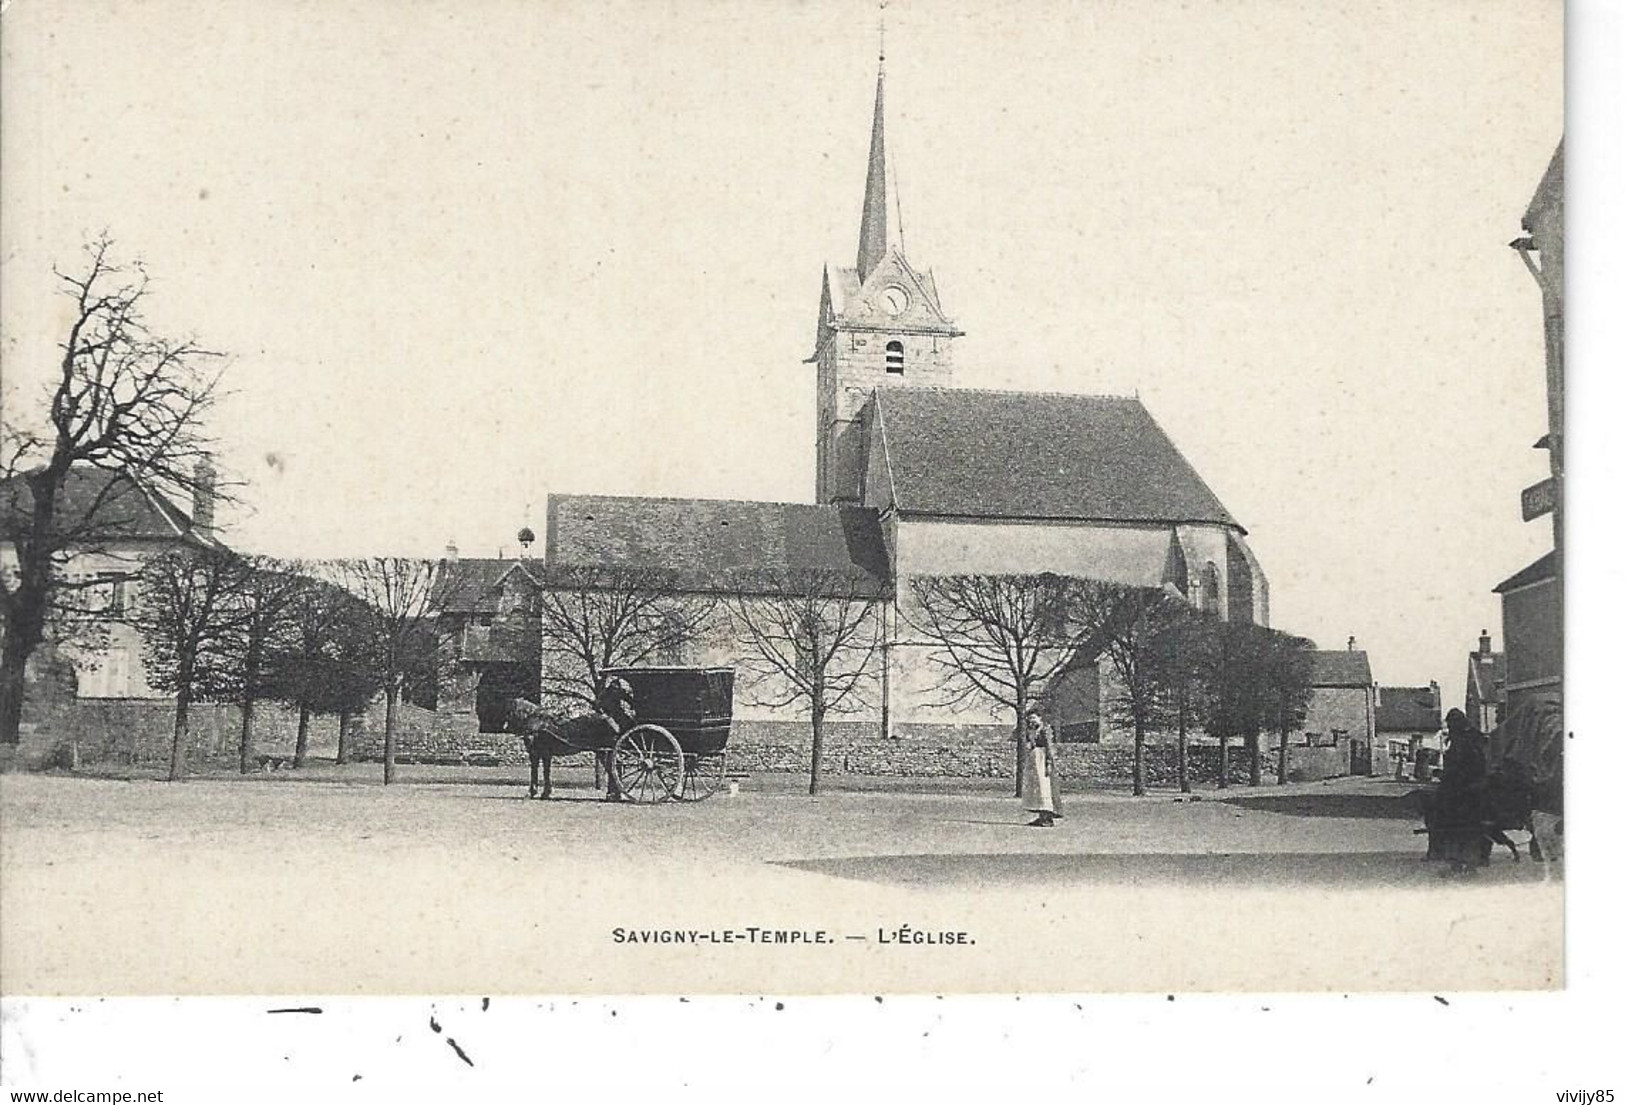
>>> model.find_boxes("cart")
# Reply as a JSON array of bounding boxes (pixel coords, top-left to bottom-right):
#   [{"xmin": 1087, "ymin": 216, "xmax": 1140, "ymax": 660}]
[{"xmin": 602, "ymin": 666, "xmax": 734, "ymax": 803}]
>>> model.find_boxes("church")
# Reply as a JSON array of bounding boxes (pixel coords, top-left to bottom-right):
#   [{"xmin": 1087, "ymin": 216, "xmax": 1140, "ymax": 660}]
[{"xmin": 528, "ymin": 58, "xmax": 1270, "ymax": 773}]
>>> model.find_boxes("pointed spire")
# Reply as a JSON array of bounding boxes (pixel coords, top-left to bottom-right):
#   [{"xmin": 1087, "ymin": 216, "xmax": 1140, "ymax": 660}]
[{"xmin": 856, "ymin": 59, "xmax": 889, "ymax": 283}]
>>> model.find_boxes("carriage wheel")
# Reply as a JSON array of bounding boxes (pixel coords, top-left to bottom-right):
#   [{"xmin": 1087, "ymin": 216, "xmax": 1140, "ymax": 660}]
[
  {"xmin": 611, "ymin": 725, "xmax": 685, "ymax": 804},
  {"xmin": 679, "ymin": 752, "xmax": 726, "ymax": 801}
]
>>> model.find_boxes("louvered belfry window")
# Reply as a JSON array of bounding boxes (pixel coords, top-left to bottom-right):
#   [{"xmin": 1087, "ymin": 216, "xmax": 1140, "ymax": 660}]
[{"xmin": 885, "ymin": 340, "xmax": 905, "ymax": 374}]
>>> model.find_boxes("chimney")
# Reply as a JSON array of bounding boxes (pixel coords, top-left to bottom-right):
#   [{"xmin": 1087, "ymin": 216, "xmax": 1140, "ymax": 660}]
[
  {"xmin": 1478, "ymin": 630, "xmax": 1492, "ymax": 656},
  {"xmin": 1429, "ymin": 680, "xmax": 1440, "ymax": 708},
  {"xmin": 445, "ymin": 540, "xmax": 460, "ymax": 561},
  {"xmin": 191, "ymin": 456, "xmax": 216, "ymax": 537},
  {"xmin": 1347, "ymin": 636, "xmax": 1357, "ymax": 652}
]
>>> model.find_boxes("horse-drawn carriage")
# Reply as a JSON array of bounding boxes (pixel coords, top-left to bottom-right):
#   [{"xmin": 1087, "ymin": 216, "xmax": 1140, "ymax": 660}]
[{"xmin": 506, "ymin": 666, "xmax": 734, "ymax": 804}]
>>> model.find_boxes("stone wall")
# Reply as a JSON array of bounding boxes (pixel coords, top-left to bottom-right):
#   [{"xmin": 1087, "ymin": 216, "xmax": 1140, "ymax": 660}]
[
  {"xmin": 12, "ymin": 695, "xmax": 344, "ymax": 769},
  {"xmin": 345, "ymin": 704, "xmax": 518, "ymax": 765},
  {"xmin": 327, "ymin": 707, "xmax": 1304, "ymax": 786},
  {"xmin": 727, "ymin": 720, "xmax": 1268, "ymax": 786}
]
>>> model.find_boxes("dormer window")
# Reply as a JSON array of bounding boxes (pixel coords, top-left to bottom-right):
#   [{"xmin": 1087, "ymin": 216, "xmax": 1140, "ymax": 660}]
[{"xmin": 885, "ymin": 340, "xmax": 905, "ymax": 374}]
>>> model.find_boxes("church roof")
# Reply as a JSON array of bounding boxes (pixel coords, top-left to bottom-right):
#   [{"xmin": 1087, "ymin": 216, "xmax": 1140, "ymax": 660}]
[
  {"xmin": 546, "ymin": 494, "xmax": 891, "ymax": 596},
  {"xmin": 856, "ymin": 64, "xmax": 889, "ymax": 283},
  {"xmin": 870, "ymin": 389, "xmax": 1241, "ymax": 528},
  {"xmin": 1309, "ymin": 650, "xmax": 1373, "ymax": 688}
]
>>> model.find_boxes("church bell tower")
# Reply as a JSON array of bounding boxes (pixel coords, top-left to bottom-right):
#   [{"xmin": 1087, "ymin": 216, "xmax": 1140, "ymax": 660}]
[{"xmin": 807, "ymin": 55, "xmax": 962, "ymax": 505}]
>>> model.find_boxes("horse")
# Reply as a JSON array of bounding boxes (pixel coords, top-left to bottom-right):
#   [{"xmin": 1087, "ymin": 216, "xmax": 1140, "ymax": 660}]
[
  {"xmin": 1418, "ymin": 756, "xmax": 1541, "ymax": 867},
  {"xmin": 505, "ymin": 679, "xmax": 637, "ymax": 801}
]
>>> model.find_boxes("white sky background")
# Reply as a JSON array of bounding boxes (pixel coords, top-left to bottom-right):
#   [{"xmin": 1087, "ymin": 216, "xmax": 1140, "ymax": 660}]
[{"xmin": 0, "ymin": 0, "xmax": 1561, "ymax": 711}]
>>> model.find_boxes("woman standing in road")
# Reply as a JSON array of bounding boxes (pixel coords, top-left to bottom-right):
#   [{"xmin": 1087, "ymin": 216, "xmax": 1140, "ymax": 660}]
[{"xmin": 1021, "ymin": 710, "xmax": 1064, "ymax": 827}]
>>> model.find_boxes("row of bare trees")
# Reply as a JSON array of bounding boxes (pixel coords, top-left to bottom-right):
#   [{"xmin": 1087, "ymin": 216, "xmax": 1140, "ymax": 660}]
[
  {"xmin": 909, "ymin": 574, "xmax": 1317, "ymax": 797},
  {"xmin": 131, "ymin": 552, "xmax": 440, "ymax": 781},
  {"xmin": 124, "ymin": 555, "xmax": 1314, "ymax": 794}
]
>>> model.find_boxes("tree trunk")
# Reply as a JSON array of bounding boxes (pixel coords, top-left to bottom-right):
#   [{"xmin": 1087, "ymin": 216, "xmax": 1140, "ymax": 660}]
[
  {"xmin": 168, "ymin": 687, "xmax": 192, "ymax": 782},
  {"xmin": 293, "ymin": 704, "xmax": 312, "ymax": 768},
  {"xmin": 336, "ymin": 710, "xmax": 351, "ymax": 765},
  {"xmin": 238, "ymin": 697, "xmax": 257, "ymax": 774},
  {"xmin": 1132, "ymin": 716, "xmax": 1146, "ymax": 797},
  {"xmin": 383, "ymin": 683, "xmax": 400, "ymax": 785},
  {"xmin": 0, "ymin": 633, "xmax": 33, "ymax": 747},
  {"xmin": 808, "ymin": 700, "xmax": 826, "ymax": 797},
  {"xmin": 1217, "ymin": 735, "xmax": 1229, "ymax": 789},
  {"xmin": 1277, "ymin": 725, "xmax": 1289, "ymax": 785},
  {"xmin": 1176, "ymin": 698, "xmax": 1191, "ymax": 794},
  {"xmin": 1248, "ymin": 730, "xmax": 1262, "ymax": 786}
]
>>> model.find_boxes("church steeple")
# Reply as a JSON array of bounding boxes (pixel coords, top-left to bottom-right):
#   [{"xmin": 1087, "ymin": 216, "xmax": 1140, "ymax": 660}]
[
  {"xmin": 856, "ymin": 61, "xmax": 889, "ymax": 283},
  {"xmin": 810, "ymin": 44, "xmax": 960, "ymax": 505}
]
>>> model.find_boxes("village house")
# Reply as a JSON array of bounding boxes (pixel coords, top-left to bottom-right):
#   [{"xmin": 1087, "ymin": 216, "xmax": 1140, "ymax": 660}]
[
  {"xmin": 1464, "ymin": 630, "xmax": 1506, "ymax": 734},
  {"xmin": 1, "ymin": 463, "xmax": 223, "ymax": 703},
  {"xmin": 1286, "ymin": 647, "xmax": 1378, "ymax": 780},
  {"xmin": 0, "ymin": 462, "xmax": 285, "ymax": 766},
  {"xmin": 1498, "ymin": 141, "xmax": 1562, "ymax": 721},
  {"xmin": 1374, "ymin": 682, "xmax": 1444, "ymax": 781}
]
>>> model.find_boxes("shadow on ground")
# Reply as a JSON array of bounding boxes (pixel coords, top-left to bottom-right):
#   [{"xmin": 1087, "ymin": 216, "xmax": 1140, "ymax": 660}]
[
  {"xmin": 773, "ymin": 851, "xmax": 1563, "ymax": 890},
  {"xmin": 1218, "ymin": 790, "xmax": 1429, "ymax": 820}
]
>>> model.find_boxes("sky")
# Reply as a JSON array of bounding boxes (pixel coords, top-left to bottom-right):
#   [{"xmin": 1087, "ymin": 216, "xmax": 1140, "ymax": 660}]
[{"xmin": 0, "ymin": 0, "xmax": 1562, "ymax": 710}]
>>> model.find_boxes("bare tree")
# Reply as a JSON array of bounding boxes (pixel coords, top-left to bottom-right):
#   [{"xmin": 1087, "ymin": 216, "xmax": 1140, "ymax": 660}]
[
  {"xmin": 2, "ymin": 235, "xmax": 226, "ymax": 745},
  {"xmin": 531, "ymin": 565, "xmax": 715, "ymax": 706},
  {"xmin": 727, "ymin": 569, "xmax": 884, "ymax": 796},
  {"xmin": 135, "ymin": 548, "xmax": 254, "ymax": 781},
  {"xmin": 264, "ymin": 574, "xmax": 379, "ymax": 767},
  {"xmin": 1145, "ymin": 607, "xmax": 1219, "ymax": 793},
  {"xmin": 1072, "ymin": 580, "xmax": 1188, "ymax": 797},
  {"xmin": 1197, "ymin": 619, "xmax": 1276, "ymax": 788},
  {"xmin": 217, "ymin": 558, "xmax": 310, "ymax": 774},
  {"xmin": 906, "ymin": 573, "xmax": 1079, "ymax": 797},
  {"xmin": 1259, "ymin": 630, "xmax": 1316, "ymax": 785},
  {"xmin": 339, "ymin": 558, "xmax": 449, "ymax": 784}
]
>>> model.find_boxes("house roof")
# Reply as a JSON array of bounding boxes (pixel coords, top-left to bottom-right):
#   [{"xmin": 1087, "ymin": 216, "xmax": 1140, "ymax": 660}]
[
  {"xmin": 0, "ymin": 466, "xmax": 221, "ymax": 549},
  {"xmin": 545, "ymin": 494, "xmax": 891, "ymax": 596},
  {"xmin": 870, "ymin": 389, "xmax": 1241, "ymax": 528},
  {"xmin": 1309, "ymin": 650, "xmax": 1373, "ymax": 688},
  {"xmin": 1375, "ymin": 686, "xmax": 1441, "ymax": 733},
  {"xmin": 1467, "ymin": 651, "xmax": 1505, "ymax": 705},
  {"xmin": 431, "ymin": 558, "xmax": 541, "ymax": 614},
  {"xmin": 1493, "ymin": 551, "xmax": 1558, "ymax": 593},
  {"xmin": 1524, "ymin": 139, "xmax": 1563, "ymax": 229}
]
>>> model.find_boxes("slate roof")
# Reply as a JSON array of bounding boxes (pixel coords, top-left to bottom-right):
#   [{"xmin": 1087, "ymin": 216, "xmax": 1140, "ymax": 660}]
[
  {"xmin": 1467, "ymin": 651, "xmax": 1505, "ymax": 704},
  {"xmin": 0, "ymin": 466, "xmax": 219, "ymax": 548},
  {"xmin": 870, "ymin": 389, "xmax": 1240, "ymax": 528},
  {"xmin": 1309, "ymin": 650, "xmax": 1373, "ymax": 688},
  {"xmin": 1524, "ymin": 139, "xmax": 1563, "ymax": 229},
  {"xmin": 431, "ymin": 558, "xmax": 540, "ymax": 614},
  {"xmin": 1493, "ymin": 552, "xmax": 1558, "ymax": 594},
  {"xmin": 546, "ymin": 494, "xmax": 891, "ymax": 597},
  {"xmin": 1375, "ymin": 686, "xmax": 1441, "ymax": 733}
]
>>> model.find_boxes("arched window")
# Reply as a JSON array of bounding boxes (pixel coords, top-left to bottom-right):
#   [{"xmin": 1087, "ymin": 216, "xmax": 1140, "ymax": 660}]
[
  {"xmin": 885, "ymin": 340, "xmax": 905, "ymax": 374},
  {"xmin": 1201, "ymin": 562, "xmax": 1222, "ymax": 616}
]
